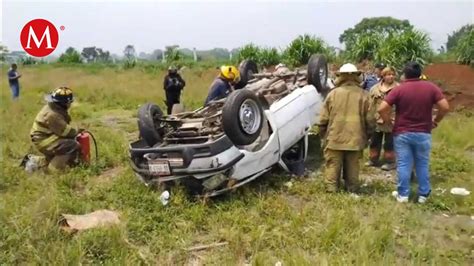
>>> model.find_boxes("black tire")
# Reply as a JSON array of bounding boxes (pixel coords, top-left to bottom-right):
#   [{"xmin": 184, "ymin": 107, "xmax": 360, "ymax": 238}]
[
  {"xmin": 222, "ymin": 89, "xmax": 264, "ymax": 146},
  {"xmin": 235, "ymin": 60, "xmax": 258, "ymax": 89},
  {"xmin": 307, "ymin": 54, "xmax": 328, "ymax": 93},
  {"xmin": 281, "ymin": 137, "xmax": 306, "ymax": 176},
  {"xmin": 137, "ymin": 103, "xmax": 164, "ymax": 147}
]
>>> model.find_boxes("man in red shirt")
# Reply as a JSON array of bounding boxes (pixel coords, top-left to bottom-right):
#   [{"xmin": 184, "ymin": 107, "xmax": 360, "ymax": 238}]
[{"xmin": 378, "ymin": 62, "xmax": 449, "ymax": 203}]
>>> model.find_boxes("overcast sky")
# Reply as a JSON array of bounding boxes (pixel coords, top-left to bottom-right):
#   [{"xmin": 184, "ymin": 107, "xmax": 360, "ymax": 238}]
[{"xmin": 1, "ymin": 0, "xmax": 473, "ymax": 56}]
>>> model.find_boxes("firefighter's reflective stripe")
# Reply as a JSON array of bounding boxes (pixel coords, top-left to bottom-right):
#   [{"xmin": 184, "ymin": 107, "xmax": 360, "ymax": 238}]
[
  {"xmin": 36, "ymin": 134, "xmax": 59, "ymax": 149},
  {"xmin": 31, "ymin": 121, "xmax": 52, "ymax": 134},
  {"xmin": 61, "ymin": 124, "xmax": 73, "ymax": 137}
]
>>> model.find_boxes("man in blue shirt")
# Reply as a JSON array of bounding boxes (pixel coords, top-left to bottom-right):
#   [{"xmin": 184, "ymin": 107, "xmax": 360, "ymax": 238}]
[
  {"xmin": 204, "ymin": 65, "xmax": 240, "ymax": 105},
  {"xmin": 8, "ymin": 63, "xmax": 22, "ymax": 100},
  {"xmin": 362, "ymin": 62, "xmax": 385, "ymax": 91}
]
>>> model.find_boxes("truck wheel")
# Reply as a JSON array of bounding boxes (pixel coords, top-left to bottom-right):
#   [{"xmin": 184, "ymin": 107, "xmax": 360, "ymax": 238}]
[
  {"xmin": 222, "ymin": 89, "xmax": 264, "ymax": 146},
  {"xmin": 307, "ymin": 54, "xmax": 328, "ymax": 93},
  {"xmin": 137, "ymin": 103, "xmax": 164, "ymax": 146},
  {"xmin": 235, "ymin": 60, "xmax": 258, "ymax": 89}
]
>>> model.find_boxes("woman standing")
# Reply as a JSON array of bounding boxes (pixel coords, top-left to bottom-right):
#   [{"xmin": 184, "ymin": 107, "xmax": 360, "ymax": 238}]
[{"xmin": 367, "ymin": 67, "xmax": 399, "ymax": 170}]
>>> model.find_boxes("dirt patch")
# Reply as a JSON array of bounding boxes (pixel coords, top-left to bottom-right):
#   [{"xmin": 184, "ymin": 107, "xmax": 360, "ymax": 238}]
[
  {"xmin": 426, "ymin": 214, "xmax": 474, "ymax": 260},
  {"xmin": 93, "ymin": 166, "xmax": 125, "ymax": 185},
  {"xmin": 361, "ymin": 166, "xmax": 397, "ymax": 185},
  {"xmin": 425, "ymin": 63, "xmax": 474, "ymax": 109},
  {"xmin": 333, "ymin": 62, "xmax": 474, "ymax": 109}
]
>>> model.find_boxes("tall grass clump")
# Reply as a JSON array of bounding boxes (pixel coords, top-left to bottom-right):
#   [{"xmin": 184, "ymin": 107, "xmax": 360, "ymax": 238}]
[{"xmin": 283, "ymin": 34, "xmax": 331, "ymax": 67}]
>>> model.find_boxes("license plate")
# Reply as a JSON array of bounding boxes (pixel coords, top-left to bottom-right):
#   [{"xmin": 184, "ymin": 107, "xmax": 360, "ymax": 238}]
[{"xmin": 148, "ymin": 160, "xmax": 171, "ymax": 176}]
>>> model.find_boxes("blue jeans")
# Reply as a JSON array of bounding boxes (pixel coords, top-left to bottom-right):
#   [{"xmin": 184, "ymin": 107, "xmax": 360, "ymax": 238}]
[
  {"xmin": 394, "ymin": 132, "xmax": 432, "ymax": 197},
  {"xmin": 10, "ymin": 84, "xmax": 20, "ymax": 99}
]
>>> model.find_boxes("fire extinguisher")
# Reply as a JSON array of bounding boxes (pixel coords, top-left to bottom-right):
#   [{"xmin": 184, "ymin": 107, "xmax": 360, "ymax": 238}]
[{"xmin": 76, "ymin": 131, "xmax": 98, "ymax": 164}]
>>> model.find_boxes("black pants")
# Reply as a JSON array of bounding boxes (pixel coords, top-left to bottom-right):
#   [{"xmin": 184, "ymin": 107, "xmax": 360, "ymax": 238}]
[
  {"xmin": 369, "ymin": 132, "xmax": 395, "ymax": 163},
  {"xmin": 165, "ymin": 92, "xmax": 181, "ymax": 115}
]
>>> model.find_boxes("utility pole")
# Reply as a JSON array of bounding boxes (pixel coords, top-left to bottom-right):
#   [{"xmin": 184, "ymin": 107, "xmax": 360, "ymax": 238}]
[{"xmin": 193, "ymin": 47, "xmax": 197, "ymax": 62}]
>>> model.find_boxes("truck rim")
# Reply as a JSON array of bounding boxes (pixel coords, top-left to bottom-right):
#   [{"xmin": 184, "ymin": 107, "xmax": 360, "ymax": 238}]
[{"xmin": 239, "ymin": 99, "xmax": 261, "ymax": 135}]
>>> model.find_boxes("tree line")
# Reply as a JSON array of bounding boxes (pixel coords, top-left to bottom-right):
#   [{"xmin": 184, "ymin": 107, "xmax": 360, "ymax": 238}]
[
  {"xmin": 1, "ymin": 17, "xmax": 471, "ymax": 68},
  {"xmin": 236, "ymin": 17, "xmax": 472, "ymax": 71}
]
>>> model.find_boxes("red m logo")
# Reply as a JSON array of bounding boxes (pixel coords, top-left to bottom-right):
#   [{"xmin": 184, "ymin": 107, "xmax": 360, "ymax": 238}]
[
  {"xmin": 25, "ymin": 25, "xmax": 54, "ymax": 49},
  {"xmin": 20, "ymin": 19, "xmax": 59, "ymax": 57}
]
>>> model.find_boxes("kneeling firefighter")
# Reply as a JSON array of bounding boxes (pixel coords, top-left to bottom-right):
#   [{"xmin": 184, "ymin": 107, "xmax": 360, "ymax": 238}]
[{"xmin": 30, "ymin": 87, "xmax": 83, "ymax": 172}]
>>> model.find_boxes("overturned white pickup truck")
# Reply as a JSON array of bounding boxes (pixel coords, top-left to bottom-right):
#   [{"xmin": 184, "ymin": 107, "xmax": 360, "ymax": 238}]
[{"xmin": 129, "ymin": 54, "xmax": 329, "ymax": 196}]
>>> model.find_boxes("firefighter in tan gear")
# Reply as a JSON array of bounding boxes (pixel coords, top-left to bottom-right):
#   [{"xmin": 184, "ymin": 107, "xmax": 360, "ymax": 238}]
[
  {"xmin": 30, "ymin": 87, "xmax": 82, "ymax": 172},
  {"xmin": 318, "ymin": 64, "xmax": 375, "ymax": 193}
]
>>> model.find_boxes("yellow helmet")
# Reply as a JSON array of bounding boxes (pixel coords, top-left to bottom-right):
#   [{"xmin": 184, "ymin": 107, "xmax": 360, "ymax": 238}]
[
  {"xmin": 220, "ymin": 65, "xmax": 240, "ymax": 82},
  {"xmin": 420, "ymin": 74, "xmax": 428, "ymax": 80},
  {"xmin": 46, "ymin": 86, "xmax": 74, "ymax": 104}
]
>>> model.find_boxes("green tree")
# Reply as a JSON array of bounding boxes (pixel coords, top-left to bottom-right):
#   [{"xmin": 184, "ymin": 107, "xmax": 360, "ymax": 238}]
[
  {"xmin": 447, "ymin": 24, "xmax": 473, "ymax": 51},
  {"xmin": 124, "ymin": 45, "xmax": 136, "ymax": 60},
  {"xmin": 58, "ymin": 47, "xmax": 82, "ymax": 63},
  {"xmin": 0, "ymin": 44, "xmax": 8, "ymax": 62},
  {"xmin": 164, "ymin": 45, "xmax": 183, "ymax": 62},
  {"xmin": 341, "ymin": 17, "xmax": 432, "ymax": 69},
  {"xmin": 454, "ymin": 28, "xmax": 473, "ymax": 65},
  {"xmin": 340, "ymin": 17, "xmax": 413, "ymax": 60},
  {"xmin": 208, "ymin": 48, "xmax": 230, "ymax": 60},
  {"xmin": 96, "ymin": 48, "xmax": 111, "ymax": 62},
  {"xmin": 375, "ymin": 30, "xmax": 433, "ymax": 71},
  {"xmin": 81, "ymin": 47, "xmax": 98, "ymax": 62},
  {"xmin": 283, "ymin": 34, "xmax": 329, "ymax": 67},
  {"xmin": 20, "ymin": 56, "xmax": 38, "ymax": 65},
  {"xmin": 123, "ymin": 45, "xmax": 136, "ymax": 68},
  {"xmin": 344, "ymin": 33, "xmax": 381, "ymax": 62}
]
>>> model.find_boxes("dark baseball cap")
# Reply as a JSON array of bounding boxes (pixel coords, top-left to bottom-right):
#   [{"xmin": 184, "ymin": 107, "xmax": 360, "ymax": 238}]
[{"xmin": 375, "ymin": 62, "xmax": 386, "ymax": 69}]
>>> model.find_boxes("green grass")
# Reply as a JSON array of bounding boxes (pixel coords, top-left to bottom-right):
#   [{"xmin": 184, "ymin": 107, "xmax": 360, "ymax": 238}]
[{"xmin": 1, "ymin": 65, "xmax": 473, "ymax": 265}]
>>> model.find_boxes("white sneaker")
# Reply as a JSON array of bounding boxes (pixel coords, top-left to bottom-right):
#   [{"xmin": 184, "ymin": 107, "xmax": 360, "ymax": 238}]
[
  {"xmin": 349, "ymin": 193, "xmax": 361, "ymax": 200},
  {"xmin": 418, "ymin": 196, "xmax": 428, "ymax": 204},
  {"xmin": 392, "ymin": 191, "xmax": 409, "ymax": 203}
]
